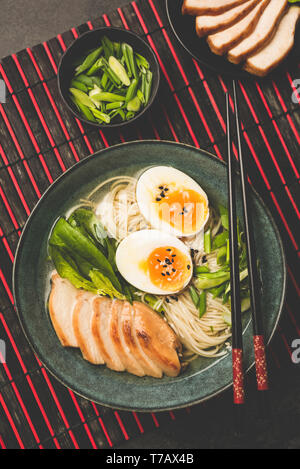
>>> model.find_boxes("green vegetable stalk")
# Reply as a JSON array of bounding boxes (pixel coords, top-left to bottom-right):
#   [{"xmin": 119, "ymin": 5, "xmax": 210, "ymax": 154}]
[
  {"xmin": 75, "ymin": 46, "xmax": 103, "ymax": 76},
  {"xmin": 49, "ymin": 217, "xmax": 122, "ymax": 291}
]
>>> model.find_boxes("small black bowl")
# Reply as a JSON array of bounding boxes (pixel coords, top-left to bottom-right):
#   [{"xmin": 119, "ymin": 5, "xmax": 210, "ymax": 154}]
[{"xmin": 58, "ymin": 27, "xmax": 160, "ymax": 129}]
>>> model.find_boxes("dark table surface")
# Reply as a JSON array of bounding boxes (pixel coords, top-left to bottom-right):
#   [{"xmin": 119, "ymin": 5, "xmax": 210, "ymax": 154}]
[
  {"xmin": 0, "ymin": 0, "xmax": 299, "ymax": 450},
  {"xmin": 0, "ymin": 0, "xmax": 130, "ymax": 58}
]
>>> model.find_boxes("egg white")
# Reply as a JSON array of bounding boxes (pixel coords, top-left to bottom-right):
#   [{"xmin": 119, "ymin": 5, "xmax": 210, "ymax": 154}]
[
  {"xmin": 136, "ymin": 166, "xmax": 209, "ymax": 238},
  {"xmin": 115, "ymin": 229, "xmax": 193, "ymax": 295}
]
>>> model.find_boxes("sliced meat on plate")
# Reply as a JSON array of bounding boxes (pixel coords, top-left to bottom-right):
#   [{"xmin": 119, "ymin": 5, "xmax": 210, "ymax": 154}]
[
  {"xmin": 244, "ymin": 6, "xmax": 300, "ymax": 76},
  {"xmin": 49, "ymin": 272, "xmax": 79, "ymax": 348},
  {"xmin": 207, "ymin": 0, "xmax": 270, "ymax": 55},
  {"xmin": 49, "ymin": 272, "xmax": 183, "ymax": 377},
  {"xmin": 133, "ymin": 301, "xmax": 182, "ymax": 377},
  {"xmin": 119, "ymin": 301, "xmax": 150, "ymax": 375},
  {"xmin": 92, "ymin": 296, "xmax": 125, "ymax": 372},
  {"xmin": 183, "ymin": 0, "xmax": 249, "ymax": 16},
  {"xmin": 130, "ymin": 303, "xmax": 163, "ymax": 378},
  {"xmin": 73, "ymin": 291, "xmax": 104, "ymax": 365},
  {"xmin": 117, "ymin": 301, "xmax": 146, "ymax": 377},
  {"xmin": 195, "ymin": 0, "xmax": 261, "ymax": 38},
  {"xmin": 227, "ymin": 0, "xmax": 288, "ymax": 64},
  {"xmin": 109, "ymin": 300, "xmax": 144, "ymax": 376}
]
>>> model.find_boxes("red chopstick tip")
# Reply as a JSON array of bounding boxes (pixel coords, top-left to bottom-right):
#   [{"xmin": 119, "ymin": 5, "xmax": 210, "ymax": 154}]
[
  {"xmin": 253, "ymin": 335, "xmax": 269, "ymax": 391},
  {"xmin": 232, "ymin": 348, "xmax": 245, "ymax": 405}
]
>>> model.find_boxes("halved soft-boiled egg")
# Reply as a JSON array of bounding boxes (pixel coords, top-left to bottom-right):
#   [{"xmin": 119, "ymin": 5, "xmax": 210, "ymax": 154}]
[
  {"xmin": 136, "ymin": 166, "xmax": 209, "ymax": 237},
  {"xmin": 116, "ymin": 230, "xmax": 193, "ymax": 295}
]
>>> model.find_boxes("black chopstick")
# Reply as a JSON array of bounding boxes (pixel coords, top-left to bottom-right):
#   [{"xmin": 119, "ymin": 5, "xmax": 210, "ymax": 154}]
[
  {"xmin": 226, "ymin": 91, "xmax": 245, "ymax": 431},
  {"xmin": 232, "ymin": 81, "xmax": 269, "ymax": 408}
]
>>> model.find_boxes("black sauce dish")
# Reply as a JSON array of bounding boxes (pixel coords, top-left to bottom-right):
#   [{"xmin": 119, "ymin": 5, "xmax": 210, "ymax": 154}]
[{"xmin": 58, "ymin": 27, "xmax": 160, "ymax": 129}]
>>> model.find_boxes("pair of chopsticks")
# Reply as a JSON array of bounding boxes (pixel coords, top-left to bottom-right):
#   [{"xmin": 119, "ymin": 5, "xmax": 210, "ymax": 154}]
[{"xmin": 226, "ymin": 81, "xmax": 269, "ymax": 431}]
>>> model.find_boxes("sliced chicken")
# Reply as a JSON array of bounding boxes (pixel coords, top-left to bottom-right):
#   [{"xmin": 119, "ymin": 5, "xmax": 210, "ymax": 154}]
[
  {"xmin": 207, "ymin": 0, "xmax": 270, "ymax": 55},
  {"xmin": 49, "ymin": 272, "xmax": 79, "ymax": 348},
  {"xmin": 133, "ymin": 302, "xmax": 182, "ymax": 378},
  {"xmin": 73, "ymin": 291, "xmax": 104, "ymax": 365},
  {"xmin": 127, "ymin": 302, "xmax": 163, "ymax": 378},
  {"xmin": 117, "ymin": 301, "xmax": 145, "ymax": 377},
  {"xmin": 227, "ymin": 0, "xmax": 287, "ymax": 64},
  {"xmin": 119, "ymin": 301, "xmax": 158, "ymax": 377},
  {"xmin": 244, "ymin": 6, "xmax": 300, "ymax": 76},
  {"xmin": 49, "ymin": 274, "xmax": 182, "ymax": 377},
  {"xmin": 109, "ymin": 299, "xmax": 145, "ymax": 376},
  {"xmin": 92, "ymin": 296, "xmax": 125, "ymax": 372},
  {"xmin": 183, "ymin": 0, "xmax": 249, "ymax": 16},
  {"xmin": 196, "ymin": 0, "xmax": 261, "ymax": 38}
]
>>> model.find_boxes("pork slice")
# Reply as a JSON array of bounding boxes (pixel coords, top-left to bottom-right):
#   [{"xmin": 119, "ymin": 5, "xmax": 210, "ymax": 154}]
[
  {"xmin": 49, "ymin": 272, "xmax": 79, "ymax": 348},
  {"xmin": 133, "ymin": 302, "xmax": 182, "ymax": 378},
  {"xmin": 122, "ymin": 302, "xmax": 163, "ymax": 378},
  {"xmin": 91, "ymin": 296, "xmax": 125, "ymax": 371},
  {"xmin": 227, "ymin": 0, "xmax": 288, "ymax": 64},
  {"xmin": 207, "ymin": 0, "xmax": 270, "ymax": 55},
  {"xmin": 183, "ymin": 0, "xmax": 249, "ymax": 16},
  {"xmin": 73, "ymin": 291, "xmax": 105, "ymax": 365},
  {"xmin": 196, "ymin": 0, "xmax": 261, "ymax": 38},
  {"xmin": 115, "ymin": 302, "xmax": 145, "ymax": 377},
  {"xmin": 244, "ymin": 6, "xmax": 300, "ymax": 77}
]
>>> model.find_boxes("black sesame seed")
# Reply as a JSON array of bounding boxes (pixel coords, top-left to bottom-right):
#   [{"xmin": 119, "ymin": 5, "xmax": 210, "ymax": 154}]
[
  {"xmin": 202, "ymin": 255, "xmax": 207, "ymax": 263},
  {"xmin": 166, "ymin": 298, "xmax": 170, "ymax": 303},
  {"xmin": 166, "ymin": 248, "xmax": 171, "ymax": 252},
  {"xmin": 187, "ymin": 265, "xmax": 191, "ymax": 270},
  {"xmin": 172, "ymin": 268, "xmax": 176, "ymax": 273},
  {"xmin": 156, "ymin": 197, "xmax": 161, "ymax": 202},
  {"xmin": 161, "ymin": 273, "xmax": 166, "ymax": 277},
  {"xmin": 160, "ymin": 192, "xmax": 166, "ymax": 198},
  {"xmin": 166, "ymin": 272, "xmax": 170, "ymax": 276},
  {"xmin": 172, "ymin": 254, "xmax": 176, "ymax": 257},
  {"xmin": 157, "ymin": 259, "xmax": 161, "ymax": 263},
  {"xmin": 164, "ymin": 188, "xmax": 169, "ymax": 192},
  {"xmin": 159, "ymin": 186, "xmax": 164, "ymax": 190}
]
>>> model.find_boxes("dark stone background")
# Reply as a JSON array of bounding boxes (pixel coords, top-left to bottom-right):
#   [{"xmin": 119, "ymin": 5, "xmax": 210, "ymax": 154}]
[
  {"xmin": 0, "ymin": 0, "xmax": 129, "ymax": 57},
  {"xmin": 1, "ymin": 0, "xmax": 299, "ymax": 450}
]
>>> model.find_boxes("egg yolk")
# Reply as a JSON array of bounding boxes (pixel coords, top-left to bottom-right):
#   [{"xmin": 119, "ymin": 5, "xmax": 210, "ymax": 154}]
[
  {"xmin": 156, "ymin": 188, "xmax": 208, "ymax": 235},
  {"xmin": 147, "ymin": 246, "xmax": 192, "ymax": 292}
]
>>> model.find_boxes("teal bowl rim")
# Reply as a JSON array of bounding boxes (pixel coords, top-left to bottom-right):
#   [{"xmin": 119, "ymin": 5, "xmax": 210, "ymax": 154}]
[{"xmin": 12, "ymin": 140, "xmax": 287, "ymax": 412}]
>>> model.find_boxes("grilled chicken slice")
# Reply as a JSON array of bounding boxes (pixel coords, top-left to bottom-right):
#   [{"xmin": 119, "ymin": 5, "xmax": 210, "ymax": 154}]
[
  {"xmin": 133, "ymin": 302, "xmax": 182, "ymax": 378},
  {"xmin": 73, "ymin": 291, "xmax": 104, "ymax": 365},
  {"xmin": 49, "ymin": 274, "xmax": 182, "ymax": 377},
  {"xmin": 227, "ymin": 0, "xmax": 287, "ymax": 64},
  {"xmin": 109, "ymin": 299, "xmax": 145, "ymax": 376},
  {"xmin": 244, "ymin": 6, "xmax": 300, "ymax": 76},
  {"xmin": 183, "ymin": 0, "xmax": 249, "ymax": 16},
  {"xmin": 92, "ymin": 296, "xmax": 125, "ymax": 372},
  {"xmin": 207, "ymin": 0, "xmax": 270, "ymax": 55},
  {"xmin": 127, "ymin": 302, "xmax": 163, "ymax": 378},
  {"xmin": 196, "ymin": 0, "xmax": 261, "ymax": 38},
  {"xmin": 119, "ymin": 301, "xmax": 157, "ymax": 377},
  {"xmin": 117, "ymin": 301, "xmax": 146, "ymax": 377},
  {"xmin": 49, "ymin": 272, "xmax": 79, "ymax": 348}
]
